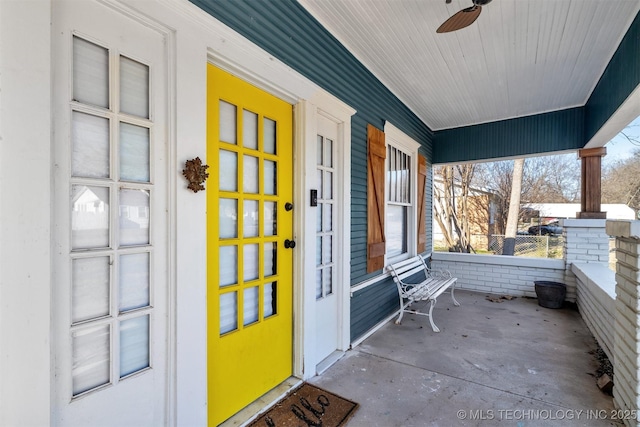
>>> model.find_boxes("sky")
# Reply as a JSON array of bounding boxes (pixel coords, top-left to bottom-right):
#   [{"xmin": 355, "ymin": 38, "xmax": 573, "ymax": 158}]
[{"xmin": 604, "ymin": 115, "xmax": 640, "ymax": 165}]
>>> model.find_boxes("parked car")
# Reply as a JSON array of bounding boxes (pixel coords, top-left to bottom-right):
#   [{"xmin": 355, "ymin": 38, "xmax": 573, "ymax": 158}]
[{"xmin": 528, "ymin": 221, "xmax": 563, "ymax": 236}]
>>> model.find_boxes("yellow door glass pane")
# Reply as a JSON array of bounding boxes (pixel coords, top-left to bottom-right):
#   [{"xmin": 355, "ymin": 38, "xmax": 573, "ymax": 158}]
[
  {"xmin": 219, "ymin": 245, "xmax": 238, "ymax": 287},
  {"xmin": 243, "ymin": 200, "xmax": 259, "ymax": 237},
  {"xmin": 219, "ymin": 101, "xmax": 237, "ymax": 144},
  {"xmin": 219, "ymin": 150, "xmax": 238, "ymax": 191},
  {"xmin": 243, "ymin": 155, "xmax": 259, "ymax": 194},
  {"xmin": 219, "ymin": 198, "xmax": 238, "ymax": 239}
]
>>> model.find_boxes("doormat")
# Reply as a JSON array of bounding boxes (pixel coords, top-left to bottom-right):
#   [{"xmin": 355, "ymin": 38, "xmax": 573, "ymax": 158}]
[{"xmin": 247, "ymin": 383, "xmax": 359, "ymax": 427}]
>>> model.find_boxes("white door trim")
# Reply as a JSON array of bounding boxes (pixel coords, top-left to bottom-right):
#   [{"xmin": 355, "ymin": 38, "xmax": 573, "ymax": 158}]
[{"xmin": 295, "ymin": 92, "xmax": 355, "ymax": 380}]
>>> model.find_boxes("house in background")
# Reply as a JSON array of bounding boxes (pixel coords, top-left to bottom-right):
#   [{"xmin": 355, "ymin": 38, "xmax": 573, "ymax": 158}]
[
  {"xmin": 432, "ymin": 178, "xmax": 501, "ymax": 251},
  {"xmin": 2, "ymin": 0, "xmax": 640, "ymax": 425},
  {"xmin": 523, "ymin": 203, "xmax": 638, "ymax": 225}
]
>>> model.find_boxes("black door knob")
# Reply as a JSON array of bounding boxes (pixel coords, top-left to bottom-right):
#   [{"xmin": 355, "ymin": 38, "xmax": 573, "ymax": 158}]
[
  {"xmin": 284, "ymin": 239, "xmax": 296, "ymax": 249},
  {"xmin": 285, "ymin": 202, "xmax": 293, "ymax": 211}
]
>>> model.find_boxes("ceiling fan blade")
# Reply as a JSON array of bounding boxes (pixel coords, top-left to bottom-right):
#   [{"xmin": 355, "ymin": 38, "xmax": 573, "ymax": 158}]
[{"xmin": 436, "ymin": 5, "xmax": 482, "ymax": 33}]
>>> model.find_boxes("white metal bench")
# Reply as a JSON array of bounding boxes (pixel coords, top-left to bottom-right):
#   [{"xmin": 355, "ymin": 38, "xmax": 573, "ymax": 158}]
[{"xmin": 387, "ymin": 255, "xmax": 460, "ymax": 332}]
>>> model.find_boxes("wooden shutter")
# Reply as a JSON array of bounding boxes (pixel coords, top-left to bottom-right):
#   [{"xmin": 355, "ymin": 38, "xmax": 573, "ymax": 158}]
[
  {"xmin": 417, "ymin": 154, "xmax": 428, "ymax": 254},
  {"xmin": 367, "ymin": 124, "xmax": 386, "ymax": 273}
]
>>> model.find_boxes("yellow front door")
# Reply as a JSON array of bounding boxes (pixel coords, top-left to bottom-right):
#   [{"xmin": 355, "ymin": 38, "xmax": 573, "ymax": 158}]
[{"xmin": 207, "ymin": 64, "xmax": 294, "ymax": 425}]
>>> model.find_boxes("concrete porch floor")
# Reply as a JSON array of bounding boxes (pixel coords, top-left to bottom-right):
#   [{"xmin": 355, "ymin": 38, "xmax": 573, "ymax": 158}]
[{"xmin": 309, "ymin": 290, "xmax": 621, "ymax": 426}]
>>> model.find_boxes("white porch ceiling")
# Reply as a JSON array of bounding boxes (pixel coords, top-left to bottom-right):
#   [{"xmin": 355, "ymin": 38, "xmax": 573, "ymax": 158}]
[{"xmin": 297, "ymin": 0, "xmax": 640, "ymax": 131}]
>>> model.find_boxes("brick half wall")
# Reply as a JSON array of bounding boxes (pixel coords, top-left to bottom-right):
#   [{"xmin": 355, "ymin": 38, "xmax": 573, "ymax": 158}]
[{"xmin": 431, "ymin": 252, "xmax": 566, "ymax": 298}]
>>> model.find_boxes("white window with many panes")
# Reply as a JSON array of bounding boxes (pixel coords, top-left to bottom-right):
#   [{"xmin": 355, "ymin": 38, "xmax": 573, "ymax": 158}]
[
  {"xmin": 316, "ymin": 133, "xmax": 335, "ymax": 300},
  {"xmin": 384, "ymin": 123, "xmax": 420, "ymax": 263},
  {"xmin": 69, "ymin": 35, "xmax": 156, "ymax": 397}
]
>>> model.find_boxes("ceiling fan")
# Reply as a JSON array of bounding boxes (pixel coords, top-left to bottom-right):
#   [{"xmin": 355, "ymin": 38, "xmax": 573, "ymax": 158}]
[{"xmin": 436, "ymin": 0, "xmax": 492, "ymax": 33}]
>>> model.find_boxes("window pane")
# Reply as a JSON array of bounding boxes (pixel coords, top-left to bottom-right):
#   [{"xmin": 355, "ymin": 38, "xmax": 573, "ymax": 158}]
[
  {"xmin": 323, "ymin": 203, "xmax": 332, "ymax": 232},
  {"xmin": 243, "ymin": 155, "xmax": 259, "ymax": 194},
  {"xmin": 243, "ymin": 286, "xmax": 259, "ymax": 326},
  {"xmin": 219, "ymin": 150, "xmax": 238, "ymax": 191},
  {"xmin": 324, "ymin": 171, "xmax": 333, "ymax": 199},
  {"xmin": 72, "ymin": 257, "xmax": 110, "ymax": 323},
  {"xmin": 315, "ymin": 269, "xmax": 322, "ymax": 299},
  {"xmin": 316, "ymin": 236, "xmax": 322, "ymax": 266},
  {"xmin": 243, "ymin": 244, "xmax": 259, "ymax": 282},
  {"xmin": 387, "ymin": 205, "xmax": 408, "ymax": 258},
  {"xmin": 316, "ymin": 203, "xmax": 322, "ymax": 233},
  {"xmin": 317, "ymin": 135, "xmax": 323, "ymax": 166},
  {"xmin": 244, "ymin": 200, "xmax": 259, "ymax": 238},
  {"xmin": 119, "ymin": 123, "xmax": 150, "ymax": 182},
  {"xmin": 219, "ymin": 101, "xmax": 237, "ymax": 144},
  {"xmin": 73, "ymin": 37, "xmax": 109, "ymax": 108},
  {"xmin": 264, "ymin": 160, "xmax": 276, "ymax": 195},
  {"xmin": 264, "ymin": 282, "xmax": 277, "ymax": 318},
  {"xmin": 264, "ymin": 243, "xmax": 276, "ymax": 277},
  {"xmin": 72, "ymin": 111, "xmax": 110, "ymax": 178},
  {"xmin": 324, "ymin": 138, "xmax": 333, "ymax": 167},
  {"xmin": 219, "ymin": 198, "xmax": 238, "ymax": 239},
  {"xmin": 119, "ymin": 315, "xmax": 149, "ymax": 377},
  {"xmin": 120, "ymin": 56, "xmax": 149, "ymax": 118},
  {"xmin": 119, "ymin": 252, "xmax": 150, "ymax": 312},
  {"xmin": 388, "ymin": 146, "xmax": 411, "ymax": 204},
  {"xmin": 264, "ymin": 118, "xmax": 276, "ymax": 154},
  {"xmin": 220, "ymin": 292, "xmax": 238, "ymax": 334},
  {"xmin": 264, "ymin": 202, "xmax": 276, "ymax": 236},
  {"xmin": 219, "ymin": 246, "xmax": 238, "ymax": 287},
  {"xmin": 243, "ymin": 110, "xmax": 258, "ymax": 149},
  {"xmin": 119, "ymin": 189, "xmax": 150, "ymax": 246},
  {"xmin": 323, "ymin": 267, "xmax": 333, "ymax": 296},
  {"xmin": 322, "ymin": 235, "xmax": 332, "ymax": 264},
  {"xmin": 72, "ymin": 185, "xmax": 110, "ymax": 250},
  {"xmin": 72, "ymin": 325, "xmax": 110, "ymax": 395}
]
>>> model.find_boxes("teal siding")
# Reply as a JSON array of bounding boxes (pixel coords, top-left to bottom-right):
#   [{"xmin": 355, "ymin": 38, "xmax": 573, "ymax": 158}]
[
  {"xmin": 433, "ymin": 107, "xmax": 585, "ymax": 164},
  {"xmin": 350, "ymin": 277, "xmax": 398, "ymax": 341},
  {"xmin": 585, "ymin": 11, "xmax": 640, "ymax": 142}
]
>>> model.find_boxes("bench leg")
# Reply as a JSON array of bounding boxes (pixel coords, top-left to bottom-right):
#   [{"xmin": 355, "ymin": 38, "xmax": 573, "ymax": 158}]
[
  {"xmin": 450, "ymin": 284, "xmax": 461, "ymax": 307},
  {"xmin": 428, "ymin": 299, "xmax": 440, "ymax": 333},
  {"xmin": 395, "ymin": 296, "xmax": 406, "ymax": 325}
]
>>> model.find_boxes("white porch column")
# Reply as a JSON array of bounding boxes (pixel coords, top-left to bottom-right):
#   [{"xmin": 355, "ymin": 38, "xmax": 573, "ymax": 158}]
[
  {"xmin": 606, "ymin": 220, "xmax": 640, "ymax": 426},
  {"xmin": 562, "ymin": 219, "xmax": 609, "ymax": 302}
]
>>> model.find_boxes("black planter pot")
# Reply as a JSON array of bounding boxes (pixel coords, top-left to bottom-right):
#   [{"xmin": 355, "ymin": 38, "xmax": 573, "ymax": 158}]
[{"xmin": 534, "ymin": 281, "xmax": 566, "ymax": 309}]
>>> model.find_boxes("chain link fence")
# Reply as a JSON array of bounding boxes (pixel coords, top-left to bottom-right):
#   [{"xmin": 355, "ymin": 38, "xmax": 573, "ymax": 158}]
[
  {"xmin": 433, "ymin": 233, "xmax": 565, "ymax": 259},
  {"xmin": 489, "ymin": 234, "xmax": 564, "ymax": 259}
]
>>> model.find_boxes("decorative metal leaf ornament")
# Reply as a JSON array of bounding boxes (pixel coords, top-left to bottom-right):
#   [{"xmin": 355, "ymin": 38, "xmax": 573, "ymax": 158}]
[{"xmin": 182, "ymin": 157, "xmax": 210, "ymax": 193}]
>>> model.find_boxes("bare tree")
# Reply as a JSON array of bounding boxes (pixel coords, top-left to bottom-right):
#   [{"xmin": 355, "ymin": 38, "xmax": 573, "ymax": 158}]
[
  {"xmin": 602, "ymin": 151, "xmax": 640, "ymax": 212},
  {"xmin": 473, "ymin": 154, "xmax": 580, "ymax": 234},
  {"xmin": 521, "ymin": 155, "xmax": 580, "ymax": 203},
  {"xmin": 433, "ymin": 164, "xmax": 475, "ymax": 252}
]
